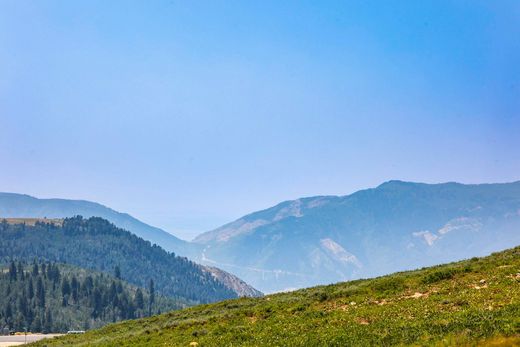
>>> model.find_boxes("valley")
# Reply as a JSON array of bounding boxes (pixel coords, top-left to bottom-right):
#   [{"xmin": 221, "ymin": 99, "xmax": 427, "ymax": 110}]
[
  {"xmin": 2, "ymin": 181, "xmax": 519, "ymax": 345},
  {"xmin": 3, "ymin": 180, "xmax": 520, "ymax": 295}
]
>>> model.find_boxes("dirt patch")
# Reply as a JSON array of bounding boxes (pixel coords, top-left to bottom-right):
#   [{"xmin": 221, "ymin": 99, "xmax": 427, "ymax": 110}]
[
  {"xmin": 2, "ymin": 218, "xmax": 63, "ymax": 226},
  {"xmin": 406, "ymin": 292, "xmax": 429, "ymax": 299},
  {"xmin": 356, "ymin": 318, "xmax": 370, "ymax": 325}
]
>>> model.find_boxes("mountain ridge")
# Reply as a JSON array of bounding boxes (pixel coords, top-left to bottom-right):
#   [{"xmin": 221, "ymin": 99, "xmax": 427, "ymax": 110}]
[
  {"xmin": 193, "ymin": 180, "xmax": 520, "ymax": 292},
  {"xmin": 3, "ymin": 180, "xmax": 520, "ymax": 294},
  {"xmin": 194, "ymin": 180, "xmax": 520, "ymax": 244},
  {"xmin": 0, "ymin": 192, "xmax": 195, "ymax": 257}
]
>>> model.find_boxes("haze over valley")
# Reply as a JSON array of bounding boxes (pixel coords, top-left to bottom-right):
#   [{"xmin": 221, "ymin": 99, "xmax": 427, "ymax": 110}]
[{"xmin": 3, "ymin": 180, "xmax": 520, "ymax": 294}]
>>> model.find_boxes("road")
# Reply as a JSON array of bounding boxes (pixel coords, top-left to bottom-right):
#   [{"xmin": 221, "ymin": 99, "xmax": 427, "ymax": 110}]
[{"xmin": 0, "ymin": 334, "xmax": 62, "ymax": 346}]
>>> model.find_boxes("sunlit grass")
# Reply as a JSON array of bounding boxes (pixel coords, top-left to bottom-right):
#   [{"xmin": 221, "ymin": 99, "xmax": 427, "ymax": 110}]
[{"xmin": 31, "ymin": 246, "xmax": 520, "ymax": 346}]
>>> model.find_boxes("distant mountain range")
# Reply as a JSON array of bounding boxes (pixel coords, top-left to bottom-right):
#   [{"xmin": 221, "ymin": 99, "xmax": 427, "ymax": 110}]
[
  {"xmin": 0, "ymin": 192, "xmax": 193, "ymax": 257},
  {"xmin": 2, "ymin": 181, "xmax": 520, "ymax": 294},
  {"xmin": 193, "ymin": 181, "xmax": 520, "ymax": 292}
]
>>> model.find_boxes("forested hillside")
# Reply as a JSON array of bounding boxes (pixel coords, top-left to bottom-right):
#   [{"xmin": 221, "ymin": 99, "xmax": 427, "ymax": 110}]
[
  {"xmin": 0, "ymin": 260, "xmax": 182, "ymax": 333},
  {"xmin": 0, "ymin": 217, "xmax": 254, "ymax": 304}
]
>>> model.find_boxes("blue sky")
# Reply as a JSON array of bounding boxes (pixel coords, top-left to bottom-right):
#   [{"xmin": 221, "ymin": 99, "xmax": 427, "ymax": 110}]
[{"xmin": 1, "ymin": 0, "xmax": 519, "ymax": 240}]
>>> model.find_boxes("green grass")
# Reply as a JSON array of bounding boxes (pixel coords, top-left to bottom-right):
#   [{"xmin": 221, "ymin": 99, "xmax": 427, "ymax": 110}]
[{"xmin": 32, "ymin": 246, "xmax": 520, "ymax": 346}]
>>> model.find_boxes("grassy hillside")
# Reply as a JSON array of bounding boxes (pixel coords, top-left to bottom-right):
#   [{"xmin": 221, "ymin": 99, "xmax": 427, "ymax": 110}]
[{"xmin": 32, "ymin": 246, "xmax": 520, "ymax": 346}]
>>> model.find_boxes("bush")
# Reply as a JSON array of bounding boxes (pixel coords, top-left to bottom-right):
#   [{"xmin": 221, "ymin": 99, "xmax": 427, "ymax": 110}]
[
  {"xmin": 315, "ymin": 291, "xmax": 329, "ymax": 302},
  {"xmin": 373, "ymin": 277, "xmax": 406, "ymax": 293},
  {"xmin": 421, "ymin": 269, "xmax": 457, "ymax": 284}
]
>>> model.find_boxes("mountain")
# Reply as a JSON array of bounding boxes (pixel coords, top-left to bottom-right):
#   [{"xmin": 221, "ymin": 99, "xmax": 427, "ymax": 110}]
[
  {"xmin": 0, "ymin": 192, "xmax": 194, "ymax": 257},
  {"xmin": 0, "ymin": 259, "xmax": 183, "ymax": 333},
  {"xmin": 193, "ymin": 181, "xmax": 520, "ymax": 293},
  {"xmin": 0, "ymin": 217, "xmax": 261, "ymax": 304},
  {"xmin": 32, "ymin": 245, "xmax": 520, "ymax": 346},
  {"xmin": 4, "ymin": 181, "xmax": 519, "ymax": 295}
]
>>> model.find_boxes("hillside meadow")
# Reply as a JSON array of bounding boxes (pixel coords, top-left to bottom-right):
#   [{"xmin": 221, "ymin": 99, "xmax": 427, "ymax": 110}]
[{"xmin": 32, "ymin": 246, "xmax": 520, "ymax": 346}]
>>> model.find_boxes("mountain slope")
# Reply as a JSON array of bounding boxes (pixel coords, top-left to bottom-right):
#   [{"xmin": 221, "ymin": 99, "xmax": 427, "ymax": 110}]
[
  {"xmin": 193, "ymin": 181, "xmax": 520, "ymax": 293},
  {"xmin": 32, "ymin": 246, "xmax": 520, "ymax": 346},
  {"xmin": 0, "ymin": 259, "xmax": 183, "ymax": 333},
  {"xmin": 0, "ymin": 192, "xmax": 194, "ymax": 257},
  {"xmin": 0, "ymin": 217, "xmax": 261, "ymax": 304}
]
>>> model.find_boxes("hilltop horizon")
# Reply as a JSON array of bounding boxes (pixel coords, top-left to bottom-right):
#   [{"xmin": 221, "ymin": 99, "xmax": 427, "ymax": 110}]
[
  {"xmin": 2, "ymin": 0, "xmax": 519, "ymax": 241},
  {"xmin": 3, "ymin": 179, "xmax": 520, "ymax": 293},
  {"xmin": 2, "ymin": 178, "xmax": 520, "ymax": 241}
]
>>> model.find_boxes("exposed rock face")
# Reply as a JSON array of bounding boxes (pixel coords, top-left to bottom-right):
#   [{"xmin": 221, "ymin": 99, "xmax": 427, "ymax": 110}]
[{"xmin": 202, "ymin": 266, "xmax": 263, "ymax": 298}]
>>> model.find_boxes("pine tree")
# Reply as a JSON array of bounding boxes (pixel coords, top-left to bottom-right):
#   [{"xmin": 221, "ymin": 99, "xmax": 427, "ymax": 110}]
[
  {"xmin": 84, "ymin": 276, "xmax": 93, "ymax": 295},
  {"xmin": 17, "ymin": 262, "xmax": 25, "ymax": 280},
  {"xmin": 9, "ymin": 261, "xmax": 17, "ymax": 281},
  {"xmin": 114, "ymin": 265, "xmax": 121, "ymax": 280},
  {"xmin": 17, "ymin": 294, "xmax": 28, "ymax": 318},
  {"xmin": 135, "ymin": 288, "xmax": 144, "ymax": 310},
  {"xmin": 0, "ymin": 218, "xmax": 8, "ymax": 231},
  {"xmin": 92, "ymin": 288, "xmax": 103, "ymax": 319},
  {"xmin": 31, "ymin": 312, "xmax": 41, "ymax": 332},
  {"xmin": 109, "ymin": 282, "xmax": 117, "ymax": 305},
  {"xmin": 43, "ymin": 309, "xmax": 52, "ymax": 333},
  {"xmin": 148, "ymin": 279, "xmax": 155, "ymax": 317},
  {"xmin": 61, "ymin": 277, "xmax": 70, "ymax": 307},
  {"xmin": 41, "ymin": 263, "xmax": 46, "ymax": 278},
  {"xmin": 27, "ymin": 278, "xmax": 34, "ymax": 299},
  {"xmin": 4, "ymin": 303, "xmax": 13, "ymax": 328},
  {"xmin": 32, "ymin": 261, "xmax": 39, "ymax": 276},
  {"xmin": 46, "ymin": 263, "xmax": 53, "ymax": 279},
  {"xmin": 71, "ymin": 276, "xmax": 79, "ymax": 302},
  {"xmin": 36, "ymin": 277, "xmax": 45, "ymax": 308}
]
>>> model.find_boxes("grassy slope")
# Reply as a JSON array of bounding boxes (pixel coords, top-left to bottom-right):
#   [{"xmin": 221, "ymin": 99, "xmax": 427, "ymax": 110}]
[{"xmin": 33, "ymin": 246, "xmax": 520, "ymax": 346}]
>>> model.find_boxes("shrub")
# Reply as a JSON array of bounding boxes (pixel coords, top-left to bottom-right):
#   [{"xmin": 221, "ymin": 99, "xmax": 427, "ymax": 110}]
[
  {"xmin": 315, "ymin": 291, "xmax": 329, "ymax": 302},
  {"xmin": 421, "ymin": 269, "xmax": 457, "ymax": 284},
  {"xmin": 373, "ymin": 277, "xmax": 406, "ymax": 293}
]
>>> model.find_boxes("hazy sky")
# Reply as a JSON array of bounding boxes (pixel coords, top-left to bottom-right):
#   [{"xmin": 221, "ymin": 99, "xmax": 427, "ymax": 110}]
[{"xmin": 1, "ymin": 1, "xmax": 519, "ymax": 240}]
